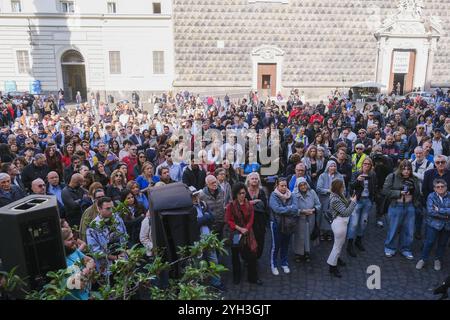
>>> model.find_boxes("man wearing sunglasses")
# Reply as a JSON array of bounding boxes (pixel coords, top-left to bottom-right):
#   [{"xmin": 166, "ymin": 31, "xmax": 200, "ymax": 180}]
[
  {"xmin": 423, "ymin": 155, "xmax": 450, "ymax": 208},
  {"xmin": 86, "ymin": 197, "xmax": 128, "ymax": 275}
]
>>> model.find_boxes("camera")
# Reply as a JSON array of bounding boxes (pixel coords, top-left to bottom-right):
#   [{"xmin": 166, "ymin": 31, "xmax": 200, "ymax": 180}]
[{"xmin": 402, "ymin": 179, "xmax": 415, "ymax": 194}]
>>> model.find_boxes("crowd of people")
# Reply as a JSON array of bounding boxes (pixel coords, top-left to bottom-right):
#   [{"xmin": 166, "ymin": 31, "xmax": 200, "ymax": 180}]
[{"xmin": 1, "ymin": 87, "xmax": 450, "ymax": 299}]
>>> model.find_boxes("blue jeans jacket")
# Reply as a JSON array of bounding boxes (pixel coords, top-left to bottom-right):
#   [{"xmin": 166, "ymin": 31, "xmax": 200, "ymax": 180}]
[{"xmin": 426, "ymin": 192, "xmax": 450, "ymax": 231}]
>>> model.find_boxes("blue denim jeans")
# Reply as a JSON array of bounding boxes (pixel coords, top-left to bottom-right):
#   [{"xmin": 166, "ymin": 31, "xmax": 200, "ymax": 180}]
[
  {"xmin": 421, "ymin": 225, "xmax": 450, "ymax": 262},
  {"xmin": 270, "ymin": 220, "xmax": 292, "ymax": 269},
  {"xmin": 384, "ymin": 203, "xmax": 415, "ymax": 254},
  {"xmin": 203, "ymin": 250, "xmax": 222, "ymax": 286},
  {"xmin": 347, "ymin": 198, "xmax": 372, "ymax": 239}
]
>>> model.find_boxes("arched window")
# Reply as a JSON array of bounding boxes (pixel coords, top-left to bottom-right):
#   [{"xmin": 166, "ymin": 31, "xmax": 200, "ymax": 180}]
[{"xmin": 61, "ymin": 50, "xmax": 84, "ymax": 64}]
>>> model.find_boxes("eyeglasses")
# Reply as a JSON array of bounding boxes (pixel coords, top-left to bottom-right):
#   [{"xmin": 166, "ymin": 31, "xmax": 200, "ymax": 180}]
[
  {"xmin": 356, "ymin": 148, "xmax": 363, "ymax": 150},
  {"xmin": 435, "ymin": 161, "xmax": 446, "ymax": 165},
  {"xmin": 435, "ymin": 185, "xmax": 446, "ymax": 189}
]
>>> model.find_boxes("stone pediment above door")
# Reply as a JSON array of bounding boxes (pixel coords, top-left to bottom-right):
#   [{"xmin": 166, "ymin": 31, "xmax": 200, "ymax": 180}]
[{"xmin": 375, "ymin": 0, "xmax": 443, "ymax": 38}]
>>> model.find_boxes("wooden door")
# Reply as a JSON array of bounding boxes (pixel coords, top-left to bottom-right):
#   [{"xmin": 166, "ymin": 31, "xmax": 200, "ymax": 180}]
[{"xmin": 257, "ymin": 63, "xmax": 277, "ymax": 97}]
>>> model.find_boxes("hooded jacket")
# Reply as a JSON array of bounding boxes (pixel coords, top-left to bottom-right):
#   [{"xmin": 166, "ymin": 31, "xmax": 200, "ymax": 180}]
[
  {"xmin": 293, "ymin": 179, "xmax": 321, "ymax": 214},
  {"xmin": 316, "ymin": 161, "xmax": 345, "ymax": 196}
]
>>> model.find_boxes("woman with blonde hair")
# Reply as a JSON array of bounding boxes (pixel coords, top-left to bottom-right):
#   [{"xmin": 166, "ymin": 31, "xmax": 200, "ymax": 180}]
[
  {"xmin": 245, "ymin": 172, "xmax": 269, "ymax": 259},
  {"xmin": 302, "ymin": 145, "xmax": 324, "ymax": 188},
  {"xmin": 106, "ymin": 169, "xmax": 126, "ymax": 202}
]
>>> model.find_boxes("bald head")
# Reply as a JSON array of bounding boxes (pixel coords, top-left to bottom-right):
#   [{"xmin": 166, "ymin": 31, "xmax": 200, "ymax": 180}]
[
  {"xmin": 47, "ymin": 171, "xmax": 60, "ymax": 186},
  {"xmin": 69, "ymin": 173, "xmax": 84, "ymax": 188},
  {"xmin": 31, "ymin": 178, "xmax": 46, "ymax": 195}
]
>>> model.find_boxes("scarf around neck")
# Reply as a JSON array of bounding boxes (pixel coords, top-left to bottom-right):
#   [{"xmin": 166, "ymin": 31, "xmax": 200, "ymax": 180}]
[{"xmin": 274, "ymin": 188, "xmax": 291, "ymax": 203}]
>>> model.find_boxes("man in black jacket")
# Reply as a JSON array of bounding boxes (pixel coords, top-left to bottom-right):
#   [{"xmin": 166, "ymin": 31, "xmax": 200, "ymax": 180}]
[
  {"xmin": 62, "ymin": 173, "xmax": 90, "ymax": 227},
  {"xmin": 182, "ymin": 160, "xmax": 206, "ymax": 191},
  {"xmin": 21, "ymin": 153, "xmax": 49, "ymax": 192}
]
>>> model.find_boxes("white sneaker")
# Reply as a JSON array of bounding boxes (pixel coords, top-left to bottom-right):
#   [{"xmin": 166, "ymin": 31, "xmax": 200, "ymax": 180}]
[
  {"xmin": 271, "ymin": 267, "xmax": 279, "ymax": 276},
  {"xmin": 416, "ymin": 259, "xmax": 425, "ymax": 270},
  {"xmin": 434, "ymin": 260, "xmax": 441, "ymax": 271},
  {"xmin": 281, "ymin": 266, "xmax": 290, "ymax": 274}
]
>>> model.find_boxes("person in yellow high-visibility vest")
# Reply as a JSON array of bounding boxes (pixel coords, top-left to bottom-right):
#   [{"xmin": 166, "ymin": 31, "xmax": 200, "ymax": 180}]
[{"xmin": 352, "ymin": 144, "xmax": 367, "ymax": 173}]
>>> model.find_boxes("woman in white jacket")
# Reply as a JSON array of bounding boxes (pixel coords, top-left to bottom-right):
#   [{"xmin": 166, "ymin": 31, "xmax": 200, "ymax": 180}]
[{"xmin": 139, "ymin": 212, "xmax": 153, "ymax": 258}]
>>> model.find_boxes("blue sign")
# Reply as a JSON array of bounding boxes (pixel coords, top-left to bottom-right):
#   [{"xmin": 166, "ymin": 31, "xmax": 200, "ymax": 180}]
[
  {"xmin": 30, "ymin": 80, "xmax": 41, "ymax": 94},
  {"xmin": 4, "ymin": 81, "xmax": 17, "ymax": 93}
]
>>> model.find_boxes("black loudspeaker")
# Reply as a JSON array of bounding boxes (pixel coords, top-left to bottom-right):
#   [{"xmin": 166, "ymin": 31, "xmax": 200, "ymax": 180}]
[
  {"xmin": 148, "ymin": 183, "xmax": 199, "ymax": 278},
  {"xmin": 0, "ymin": 195, "xmax": 66, "ymax": 296}
]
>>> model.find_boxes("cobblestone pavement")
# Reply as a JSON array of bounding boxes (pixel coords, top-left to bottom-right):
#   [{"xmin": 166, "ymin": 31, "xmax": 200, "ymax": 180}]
[{"xmin": 221, "ymin": 213, "xmax": 449, "ymax": 300}]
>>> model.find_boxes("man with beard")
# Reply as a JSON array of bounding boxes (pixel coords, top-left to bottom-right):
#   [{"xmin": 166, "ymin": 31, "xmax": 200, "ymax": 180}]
[
  {"xmin": 158, "ymin": 166, "xmax": 174, "ymax": 184},
  {"xmin": 62, "ymin": 173, "xmax": 91, "ymax": 226},
  {"xmin": 61, "ymin": 228, "xmax": 95, "ymax": 300},
  {"xmin": 86, "ymin": 197, "xmax": 127, "ymax": 276},
  {"xmin": 182, "ymin": 157, "xmax": 207, "ymax": 190}
]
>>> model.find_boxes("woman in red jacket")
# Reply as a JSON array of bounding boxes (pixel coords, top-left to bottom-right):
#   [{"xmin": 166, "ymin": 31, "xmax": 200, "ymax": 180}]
[{"xmin": 225, "ymin": 182, "xmax": 262, "ymax": 286}]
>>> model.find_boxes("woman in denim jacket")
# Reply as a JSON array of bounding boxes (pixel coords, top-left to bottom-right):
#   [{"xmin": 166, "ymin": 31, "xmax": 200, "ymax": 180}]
[
  {"xmin": 416, "ymin": 179, "xmax": 450, "ymax": 271},
  {"xmin": 269, "ymin": 177, "xmax": 298, "ymax": 276}
]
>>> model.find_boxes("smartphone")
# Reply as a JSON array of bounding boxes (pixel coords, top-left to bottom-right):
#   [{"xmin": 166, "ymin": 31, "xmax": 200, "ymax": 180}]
[{"xmin": 232, "ymin": 233, "xmax": 242, "ymax": 245}]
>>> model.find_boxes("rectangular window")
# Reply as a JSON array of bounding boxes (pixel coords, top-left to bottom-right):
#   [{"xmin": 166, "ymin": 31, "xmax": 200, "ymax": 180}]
[
  {"xmin": 153, "ymin": 51, "xmax": 164, "ymax": 74},
  {"xmin": 109, "ymin": 51, "xmax": 121, "ymax": 74},
  {"xmin": 16, "ymin": 50, "xmax": 30, "ymax": 74},
  {"xmin": 107, "ymin": 2, "xmax": 116, "ymax": 13},
  {"xmin": 11, "ymin": 0, "xmax": 21, "ymax": 12},
  {"xmin": 152, "ymin": 2, "xmax": 161, "ymax": 14},
  {"xmin": 60, "ymin": 1, "xmax": 75, "ymax": 13}
]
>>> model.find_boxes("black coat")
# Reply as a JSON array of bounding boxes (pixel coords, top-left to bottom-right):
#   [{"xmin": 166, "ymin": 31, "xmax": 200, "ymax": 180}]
[
  {"xmin": 21, "ymin": 162, "xmax": 50, "ymax": 192},
  {"xmin": 182, "ymin": 167, "xmax": 206, "ymax": 190},
  {"xmin": 349, "ymin": 171, "xmax": 377, "ymax": 202}
]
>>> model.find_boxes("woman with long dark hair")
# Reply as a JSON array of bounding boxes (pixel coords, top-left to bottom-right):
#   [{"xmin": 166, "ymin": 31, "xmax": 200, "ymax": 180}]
[
  {"xmin": 45, "ymin": 145, "xmax": 63, "ymax": 177},
  {"xmin": 326, "ymin": 179, "xmax": 357, "ymax": 278},
  {"xmin": 109, "ymin": 139, "xmax": 121, "ymax": 157},
  {"xmin": 120, "ymin": 189, "xmax": 146, "ymax": 247},
  {"xmin": 93, "ymin": 162, "xmax": 109, "ymax": 187},
  {"xmin": 382, "ymin": 159, "xmax": 420, "ymax": 259},
  {"xmin": 225, "ymin": 182, "xmax": 262, "ymax": 285},
  {"xmin": 62, "ymin": 143, "xmax": 75, "ymax": 168},
  {"xmin": 133, "ymin": 151, "xmax": 147, "ymax": 179}
]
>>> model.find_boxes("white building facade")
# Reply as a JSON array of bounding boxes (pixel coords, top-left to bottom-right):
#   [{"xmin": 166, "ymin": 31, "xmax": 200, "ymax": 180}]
[{"xmin": 0, "ymin": 0, "xmax": 174, "ymax": 101}]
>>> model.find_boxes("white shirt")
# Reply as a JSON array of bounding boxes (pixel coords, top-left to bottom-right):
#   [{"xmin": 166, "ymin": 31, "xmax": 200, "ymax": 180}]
[{"xmin": 432, "ymin": 139, "xmax": 444, "ymax": 157}]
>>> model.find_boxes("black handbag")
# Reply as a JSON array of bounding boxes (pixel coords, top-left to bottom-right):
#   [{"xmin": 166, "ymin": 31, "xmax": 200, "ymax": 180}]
[{"xmin": 280, "ymin": 214, "xmax": 298, "ymax": 235}]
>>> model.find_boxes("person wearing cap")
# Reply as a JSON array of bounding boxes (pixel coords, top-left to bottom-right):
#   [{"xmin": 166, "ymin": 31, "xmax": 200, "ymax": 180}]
[
  {"xmin": 354, "ymin": 129, "xmax": 373, "ymax": 155},
  {"xmin": 351, "ymin": 144, "xmax": 368, "ymax": 173},
  {"xmin": 407, "ymin": 124, "xmax": 428, "ymax": 158},
  {"xmin": 189, "ymin": 185, "xmax": 225, "ymax": 290},
  {"xmin": 293, "ymin": 177, "xmax": 321, "ymax": 263},
  {"xmin": 432, "ymin": 127, "xmax": 450, "ymax": 157},
  {"xmin": 317, "ymin": 160, "xmax": 346, "ymax": 241},
  {"xmin": 0, "ymin": 172, "xmax": 26, "ymax": 207},
  {"xmin": 21, "ymin": 153, "xmax": 49, "ymax": 192}
]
